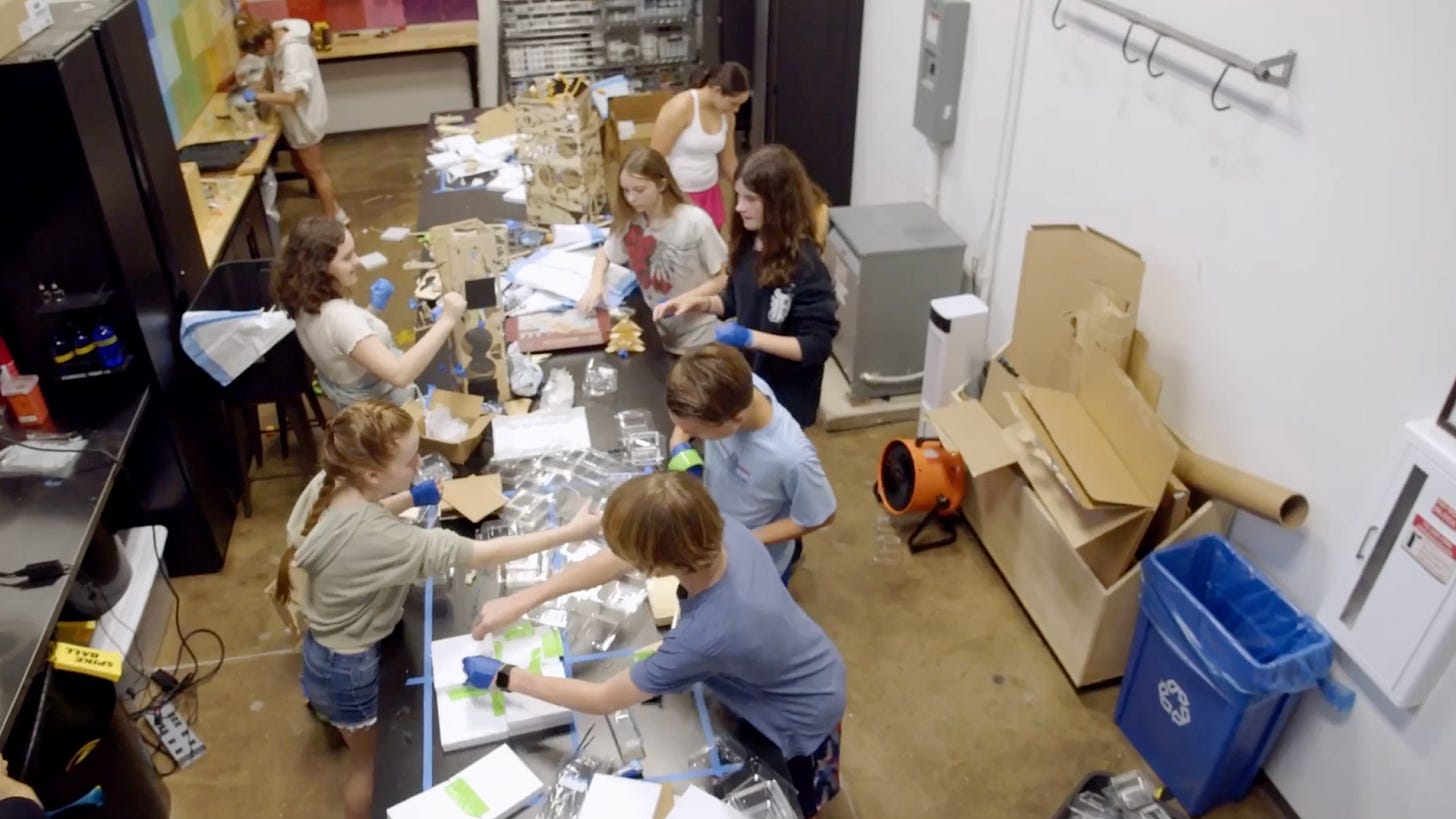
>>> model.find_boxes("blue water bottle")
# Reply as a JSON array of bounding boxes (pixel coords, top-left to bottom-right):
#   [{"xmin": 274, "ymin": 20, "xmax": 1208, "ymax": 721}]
[{"xmin": 93, "ymin": 322, "xmax": 124, "ymax": 368}]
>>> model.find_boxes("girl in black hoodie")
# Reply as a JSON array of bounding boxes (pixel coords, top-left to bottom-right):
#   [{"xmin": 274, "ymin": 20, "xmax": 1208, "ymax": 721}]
[{"xmin": 656, "ymin": 145, "xmax": 839, "ymax": 427}]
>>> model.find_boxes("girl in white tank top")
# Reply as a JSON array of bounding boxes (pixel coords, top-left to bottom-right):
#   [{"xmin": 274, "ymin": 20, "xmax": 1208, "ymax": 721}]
[{"xmin": 652, "ymin": 63, "xmax": 752, "ymax": 228}]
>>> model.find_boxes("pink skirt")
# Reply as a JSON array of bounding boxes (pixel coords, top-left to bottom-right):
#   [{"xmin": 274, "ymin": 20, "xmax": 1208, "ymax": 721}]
[{"xmin": 686, "ymin": 185, "xmax": 726, "ymax": 229}]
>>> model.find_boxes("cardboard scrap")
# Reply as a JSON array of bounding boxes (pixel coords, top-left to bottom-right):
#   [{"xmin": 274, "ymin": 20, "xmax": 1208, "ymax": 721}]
[{"xmin": 441, "ymin": 474, "xmax": 507, "ymax": 523}]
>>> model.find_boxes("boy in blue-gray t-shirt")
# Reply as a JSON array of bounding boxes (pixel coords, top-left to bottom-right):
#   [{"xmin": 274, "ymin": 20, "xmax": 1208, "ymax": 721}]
[
  {"xmin": 464, "ymin": 474, "xmax": 847, "ymax": 817},
  {"xmin": 664, "ymin": 343, "xmax": 837, "ymax": 581}
]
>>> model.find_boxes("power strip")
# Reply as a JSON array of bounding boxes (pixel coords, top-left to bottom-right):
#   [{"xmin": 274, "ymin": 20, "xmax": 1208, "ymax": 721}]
[{"xmin": 141, "ymin": 702, "xmax": 206, "ymax": 768}]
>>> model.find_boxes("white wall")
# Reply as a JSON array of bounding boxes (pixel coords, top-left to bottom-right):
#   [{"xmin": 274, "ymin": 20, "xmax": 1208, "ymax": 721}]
[
  {"xmin": 322, "ymin": 54, "xmax": 474, "ymax": 133},
  {"xmin": 854, "ymin": 1, "xmax": 1456, "ymax": 816}
]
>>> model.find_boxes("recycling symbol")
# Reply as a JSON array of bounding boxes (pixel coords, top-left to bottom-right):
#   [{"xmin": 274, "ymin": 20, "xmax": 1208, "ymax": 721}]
[{"xmin": 1158, "ymin": 678, "xmax": 1191, "ymax": 727}]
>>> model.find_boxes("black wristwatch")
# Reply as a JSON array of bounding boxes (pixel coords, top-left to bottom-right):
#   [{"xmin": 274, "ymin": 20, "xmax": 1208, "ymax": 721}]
[{"xmin": 496, "ymin": 663, "xmax": 516, "ymax": 692}]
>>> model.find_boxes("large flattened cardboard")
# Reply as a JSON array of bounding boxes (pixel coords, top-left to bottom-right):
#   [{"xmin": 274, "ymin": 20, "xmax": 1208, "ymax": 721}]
[{"xmin": 1007, "ymin": 225, "xmax": 1144, "ymax": 393}]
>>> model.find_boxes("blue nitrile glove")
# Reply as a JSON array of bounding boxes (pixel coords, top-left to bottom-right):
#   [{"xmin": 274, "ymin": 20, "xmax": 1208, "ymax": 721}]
[
  {"xmin": 409, "ymin": 480, "xmax": 441, "ymax": 507},
  {"xmin": 431, "ymin": 304, "xmax": 443, "ymax": 322},
  {"xmin": 369, "ymin": 277, "xmax": 394, "ymax": 311},
  {"xmin": 463, "ymin": 655, "xmax": 504, "ymax": 690},
  {"xmin": 667, "ymin": 442, "xmax": 704, "ymax": 478},
  {"xmin": 241, "ymin": 88, "xmax": 257, "ymax": 103},
  {"xmin": 714, "ymin": 320, "xmax": 752, "ymax": 349}
]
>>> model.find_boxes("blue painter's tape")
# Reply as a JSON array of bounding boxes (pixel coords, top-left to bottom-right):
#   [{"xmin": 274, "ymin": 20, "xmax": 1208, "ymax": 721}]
[
  {"xmin": 561, "ymin": 646, "xmax": 641, "ymax": 665},
  {"xmin": 693, "ymin": 684, "xmax": 722, "ymax": 769},
  {"xmin": 421, "ymin": 579, "xmax": 435, "ymax": 790},
  {"xmin": 406, "ymin": 676, "xmax": 426, "ymax": 687}
]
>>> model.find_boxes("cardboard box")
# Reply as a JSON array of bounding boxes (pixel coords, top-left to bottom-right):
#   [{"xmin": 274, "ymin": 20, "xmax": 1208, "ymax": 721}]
[
  {"xmin": 0, "ymin": 0, "xmax": 52, "ymax": 61},
  {"xmin": 1004, "ymin": 349, "xmax": 1177, "ymax": 584},
  {"xmin": 929, "ymin": 398, "xmax": 1233, "ymax": 686},
  {"xmin": 1006, "ymin": 225, "xmax": 1144, "ymax": 393},
  {"xmin": 403, "ymin": 389, "xmax": 492, "ymax": 464},
  {"xmin": 983, "ymin": 329, "xmax": 1162, "ymax": 430},
  {"xmin": 440, "ymin": 474, "xmax": 506, "ymax": 523},
  {"xmin": 602, "ymin": 91, "xmax": 674, "ymax": 163}
]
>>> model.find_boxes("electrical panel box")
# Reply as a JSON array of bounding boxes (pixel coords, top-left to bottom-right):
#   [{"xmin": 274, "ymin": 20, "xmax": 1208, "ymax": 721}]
[
  {"xmin": 913, "ymin": 0, "xmax": 970, "ymax": 143},
  {"xmin": 1319, "ymin": 420, "xmax": 1456, "ymax": 708}
]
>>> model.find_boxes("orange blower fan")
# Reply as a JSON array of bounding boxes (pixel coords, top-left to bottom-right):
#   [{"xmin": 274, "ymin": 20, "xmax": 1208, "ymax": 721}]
[{"xmin": 873, "ymin": 438, "xmax": 970, "ymax": 553}]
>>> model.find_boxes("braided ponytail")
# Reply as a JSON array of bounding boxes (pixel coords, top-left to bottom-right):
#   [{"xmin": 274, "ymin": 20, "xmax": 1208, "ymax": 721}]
[{"xmin": 272, "ymin": 400, "xmax": 414, "ymax": 606}]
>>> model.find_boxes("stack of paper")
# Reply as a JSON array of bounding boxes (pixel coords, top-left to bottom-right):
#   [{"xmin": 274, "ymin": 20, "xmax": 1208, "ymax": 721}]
[
  {"xmin": 509, "ymin": 249, "xmax": 636, "ymax": 308},
  {"xmin": 578, "ymin": 775, "xmax": 673, "ymax": 819},
  {"xmin": 666, "ymin": 787, "xmax": 751, "ymax": 819},
  {"xmin": 430, "ymin": 626, "xmax": 573, "ymax": 752},
  {"xmin": 386, "ymin": 745, "xmax": 542, "ymax": 819}
]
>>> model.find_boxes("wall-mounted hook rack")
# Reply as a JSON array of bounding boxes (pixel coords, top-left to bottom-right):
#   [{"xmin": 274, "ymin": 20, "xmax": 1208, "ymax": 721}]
[{"xmin": 1054, "ymin": 0, "xmax": 1297, "ymax": 90}]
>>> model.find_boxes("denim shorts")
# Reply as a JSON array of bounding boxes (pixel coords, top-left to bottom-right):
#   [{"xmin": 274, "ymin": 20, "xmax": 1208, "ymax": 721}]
[{"xmin": 300, "ymin": 631, "xmax": 380, "ymax": 731}]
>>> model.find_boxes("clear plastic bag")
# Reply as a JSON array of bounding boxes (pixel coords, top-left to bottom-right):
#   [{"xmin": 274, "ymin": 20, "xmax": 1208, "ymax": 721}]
[{"xmin": 540, "ymin": 367, "xmax": 576, "ymax": 411}]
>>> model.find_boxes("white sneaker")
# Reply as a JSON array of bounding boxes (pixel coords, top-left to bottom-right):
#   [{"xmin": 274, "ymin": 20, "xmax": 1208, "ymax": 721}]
[{"xmin": 333, "ymin": 206, "xmax": 350, "ymax": 226}]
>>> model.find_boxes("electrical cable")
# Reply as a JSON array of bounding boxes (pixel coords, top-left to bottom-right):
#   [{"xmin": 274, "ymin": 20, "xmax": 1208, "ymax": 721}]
[{"xmin": 1, "ymin": 427, "xmax": 228, "ymax": 778}]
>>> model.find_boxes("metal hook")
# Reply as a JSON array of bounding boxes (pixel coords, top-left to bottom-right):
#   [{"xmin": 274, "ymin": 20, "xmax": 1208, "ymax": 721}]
[
  {"xmin": 1052, "ymin": 0, "xmax": 1067, "ymax": 30},
  {"xmin": 1211, "ymin": 64, "xmax": 1232, "ymax": 111},
  {"xmin": 1146, "ymin": 35, "xmax": 1165, "ymax": 77},
  {"xmin": 1121, "ymin": 24, "xmax": 1140, "ymax": 63}
]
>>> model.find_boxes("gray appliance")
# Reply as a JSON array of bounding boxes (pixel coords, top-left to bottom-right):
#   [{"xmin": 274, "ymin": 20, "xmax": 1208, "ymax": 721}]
[{"xmin": 824, "ymin": 202, "xmax": 967, "ymax": 401}]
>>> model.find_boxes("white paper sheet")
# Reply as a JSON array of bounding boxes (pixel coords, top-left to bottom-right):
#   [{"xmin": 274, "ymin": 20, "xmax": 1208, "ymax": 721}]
[
  {"xmin": 578, "ymin": 775, "xmax": 666, "ymax": 819},
  {"xmin": 503, "ymin": 185, "xmax": 527, "ymax": 204},
  {"xmin": 358, "ymin": 251, "xmax": 388, "ymax": 271},
  {"xmin": 666, "ymin": 787, "xmax": 749, "ymax": 819},
  {"xmin": 431, "ymin": 629, "xmax": 573, "ymax": 752},
  {"xmin": 512, "ymin": 250, "xmax": 631, "ymax": 304},
  {"xmin": 386, "ymin": 745, "xmax": 542, "ymax": 819},
  {"xmin": 487, "ymin": 164, "xmax": 525, "ymax": 192},
  {"xmin": 380, "ymin": 226, "xmax": 411, "ymax": 242},
  {"xmin": 491, "ymin": 407, "xmax": 593, "ymax": 461},
  {"xmin": 439, "ymin": 134, "xmax": 480, "ymax": 155},
  {"xmin": 426, "ymin": 150, "xmax": 462, "ymax": 170}
]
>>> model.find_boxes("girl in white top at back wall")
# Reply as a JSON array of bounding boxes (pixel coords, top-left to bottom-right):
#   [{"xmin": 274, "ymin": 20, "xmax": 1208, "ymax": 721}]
[
  {"xmin": 273, "ymin": 217, "xmax": 466, "ymax": 408},
  {"xmin": 651, "ymin": 63, "xmax": 752, "ymax": 229}
]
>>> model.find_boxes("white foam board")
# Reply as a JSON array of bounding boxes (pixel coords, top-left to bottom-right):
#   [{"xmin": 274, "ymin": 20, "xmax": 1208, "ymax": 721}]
[
  {"xmin": 431, "ymin": 628, "xmax": 574, "ymax": 752},
  {"xmin": 386, "ymin": 745, "xmax": 542, "ymax": 819}
]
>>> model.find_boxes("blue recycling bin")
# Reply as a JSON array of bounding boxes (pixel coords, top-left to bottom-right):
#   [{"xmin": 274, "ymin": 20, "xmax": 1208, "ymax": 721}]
[{"xmin": 1113, "ymin": 535, "xmax": 1334, "ymax": 816}]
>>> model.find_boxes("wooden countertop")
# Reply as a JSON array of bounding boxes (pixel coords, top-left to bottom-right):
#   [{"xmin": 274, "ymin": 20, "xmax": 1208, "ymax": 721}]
[
  {"xmin": 177, "ymin": 93, "xmax": 282, "ymax": 177},
  {"xmin": 318, "ymin": 21, "xmax": 477, "ymax": 60},
  {"xmin": 196, "ymin": 176, "xmax": 256, "ymax": 268}
]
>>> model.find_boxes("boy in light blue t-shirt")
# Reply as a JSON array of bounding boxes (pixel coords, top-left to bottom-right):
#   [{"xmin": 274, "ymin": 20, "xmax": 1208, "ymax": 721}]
[{"xmin": 664, "ymin": 343, "xmax": 837, "ymax": 581}]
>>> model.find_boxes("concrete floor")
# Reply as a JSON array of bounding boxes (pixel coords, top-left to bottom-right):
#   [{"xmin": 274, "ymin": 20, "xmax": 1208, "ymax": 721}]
[{"xmin": 154, "ymin": 129, "xmax": 1295, "ymax": 819}]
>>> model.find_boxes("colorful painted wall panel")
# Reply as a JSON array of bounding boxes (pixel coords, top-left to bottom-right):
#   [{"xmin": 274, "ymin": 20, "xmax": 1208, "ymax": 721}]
[
  {"xmin": 140, "ymin": 0, "xmax": 239, "ymax": 140},
  {"xmin": 242, "ymin": 0, "xmax": 473, "ymax": 29}
]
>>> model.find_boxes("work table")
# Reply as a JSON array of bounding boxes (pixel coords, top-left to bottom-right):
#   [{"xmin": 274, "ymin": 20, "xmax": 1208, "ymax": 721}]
[
  {"xmin": 177, "ymin": 93, "xmax": 282, "ymax": 178},
  {"xmin": 0, "ymin": 389, "xmax": 149, "ymax": 740}
]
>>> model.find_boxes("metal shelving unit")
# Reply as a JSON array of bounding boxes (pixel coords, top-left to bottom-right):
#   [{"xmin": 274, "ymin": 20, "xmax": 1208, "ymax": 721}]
[{"xmin": 501, "ymin": 0, "xmax": 701, "ymax": 95}]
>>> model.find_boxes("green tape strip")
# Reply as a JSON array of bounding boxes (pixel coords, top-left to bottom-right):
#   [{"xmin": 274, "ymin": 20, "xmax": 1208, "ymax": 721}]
[
  {"xmin": 444, "ymin": 778, "xmax": 490, "ymax": 817},
  {"xmin": 447, "ymin": 685, "xmax": 494, "ymax": 702},
  {"xmin": 541, "ymin": 630, "xmax": 564, "ymax": 659},
  {"xmin": 668, "ymin": 448, "xmax": 704, "ymax": 473},
  {"xmin": 632, "ymin": 648, "xmax": 656, "ymax": 662},
  {"xmin": 529, "ymin": 647, "xmax": 542, "ymax": 675},
  {"xmin": 491, "ymin": 690, "xmax": 506, "ymax": 717},
  {"xmin": 503, "ymin": 622, "xmax": 535, "ymax": 640},
  {"xmin": 493, "ymin": 640, "xmax": 504, "ymax": 659}
]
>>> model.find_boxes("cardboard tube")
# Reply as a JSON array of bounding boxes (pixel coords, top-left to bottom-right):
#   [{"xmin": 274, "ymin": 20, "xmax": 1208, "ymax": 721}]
[{"xmin": 1173, "ymin": 447, "xmax": 1309, "ymax": 528}]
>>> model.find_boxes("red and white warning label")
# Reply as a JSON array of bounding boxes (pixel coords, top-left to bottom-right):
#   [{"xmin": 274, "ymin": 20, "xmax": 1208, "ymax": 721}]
[
  {"xmin": 1406, "ymin": 514, "xmax": 1456, "ymax": 584},
  {"xmin": 1433, "ymin": 498, "xmax": 1456, "ymax": 530}
]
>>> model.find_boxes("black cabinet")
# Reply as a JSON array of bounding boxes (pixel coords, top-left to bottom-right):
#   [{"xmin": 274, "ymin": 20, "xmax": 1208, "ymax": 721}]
[
  {"xmin": 720, "ymin": 0, "xmax": 865, "ymax": 205},
  {"xmin": 0, "ymin": 0, "xmax": 236, "ymax": 576}
]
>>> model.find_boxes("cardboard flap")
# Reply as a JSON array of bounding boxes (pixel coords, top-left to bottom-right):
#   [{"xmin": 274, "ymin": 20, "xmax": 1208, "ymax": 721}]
[
  {"xmin": 1020, "ymin": 384, "xmax": 1149, "ymax": 507},
  {"xmin": 1006, "ymin": 424, "xmax": 1144, "ymax": 543},
  {"xmin": 926, "ymin": 400, "xmax": 1016, "ymax": 477},
  {"xmin": 441, "ymin": 474, "xmax": 506, "ymax": 523},
  {"xmin": 1078, "ymin": 350, "xmax": 1176, "ymax": 504},
  {"xmin": 608, "ymin": 91, "xmax": 673, "ymax": 123},
  {"xmin": 1127, "ymin": 330, "xmax": 1163, "ymax": 410},
  {"xmin": 474, "ymin": 105, "xmax": 516, "ymax": 140},
  {"xmin": 433, "ymin": 389, "xmax": 486, "ymax": 423},
  {"xmin": 1008, "ymin": 225, "xmax": 1144, "ymax": 392}
]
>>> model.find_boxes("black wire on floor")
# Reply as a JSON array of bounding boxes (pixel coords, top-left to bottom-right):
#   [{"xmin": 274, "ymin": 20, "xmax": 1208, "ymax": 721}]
[{"xmin": 1, "ymin": 430, "xmax": 229, "ymax": 778}]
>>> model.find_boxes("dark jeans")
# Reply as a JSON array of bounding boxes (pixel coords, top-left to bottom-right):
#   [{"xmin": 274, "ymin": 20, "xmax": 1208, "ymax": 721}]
[{"xmin": 732, "ymin": 717, "xmax": 842, "ymax": 818}]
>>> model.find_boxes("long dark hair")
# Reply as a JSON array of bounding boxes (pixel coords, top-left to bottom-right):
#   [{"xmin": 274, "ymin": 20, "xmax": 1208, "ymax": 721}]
[
  {"xmin": 693, "ymin": 62, "xmax": 751, "ymax": 95},
  {"xmin": 730, "ymin": 145, "xmax": 828, "ymax": 289},
  {"xmin": 273, "ymin": 216, "xmax": 348, "ymax": 317}
]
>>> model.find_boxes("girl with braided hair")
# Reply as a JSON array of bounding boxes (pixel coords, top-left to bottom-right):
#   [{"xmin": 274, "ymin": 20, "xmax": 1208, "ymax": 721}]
[{"xmin": 273, "ymin": 400, "xmax": 598, "ymax": 819}]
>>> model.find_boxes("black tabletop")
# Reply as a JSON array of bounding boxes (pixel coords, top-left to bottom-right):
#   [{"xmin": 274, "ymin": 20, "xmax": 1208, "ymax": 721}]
[
  {"xmin": 0, "ymin": 388, "xmax": 148, "ymax": 739},
  {"xmin": 416, "ymin": 108, "xmax": 528, "ymax": 233},
  {"xmin": 372, "ymin": 113, "xmax": 741, "ymax": 815}
]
